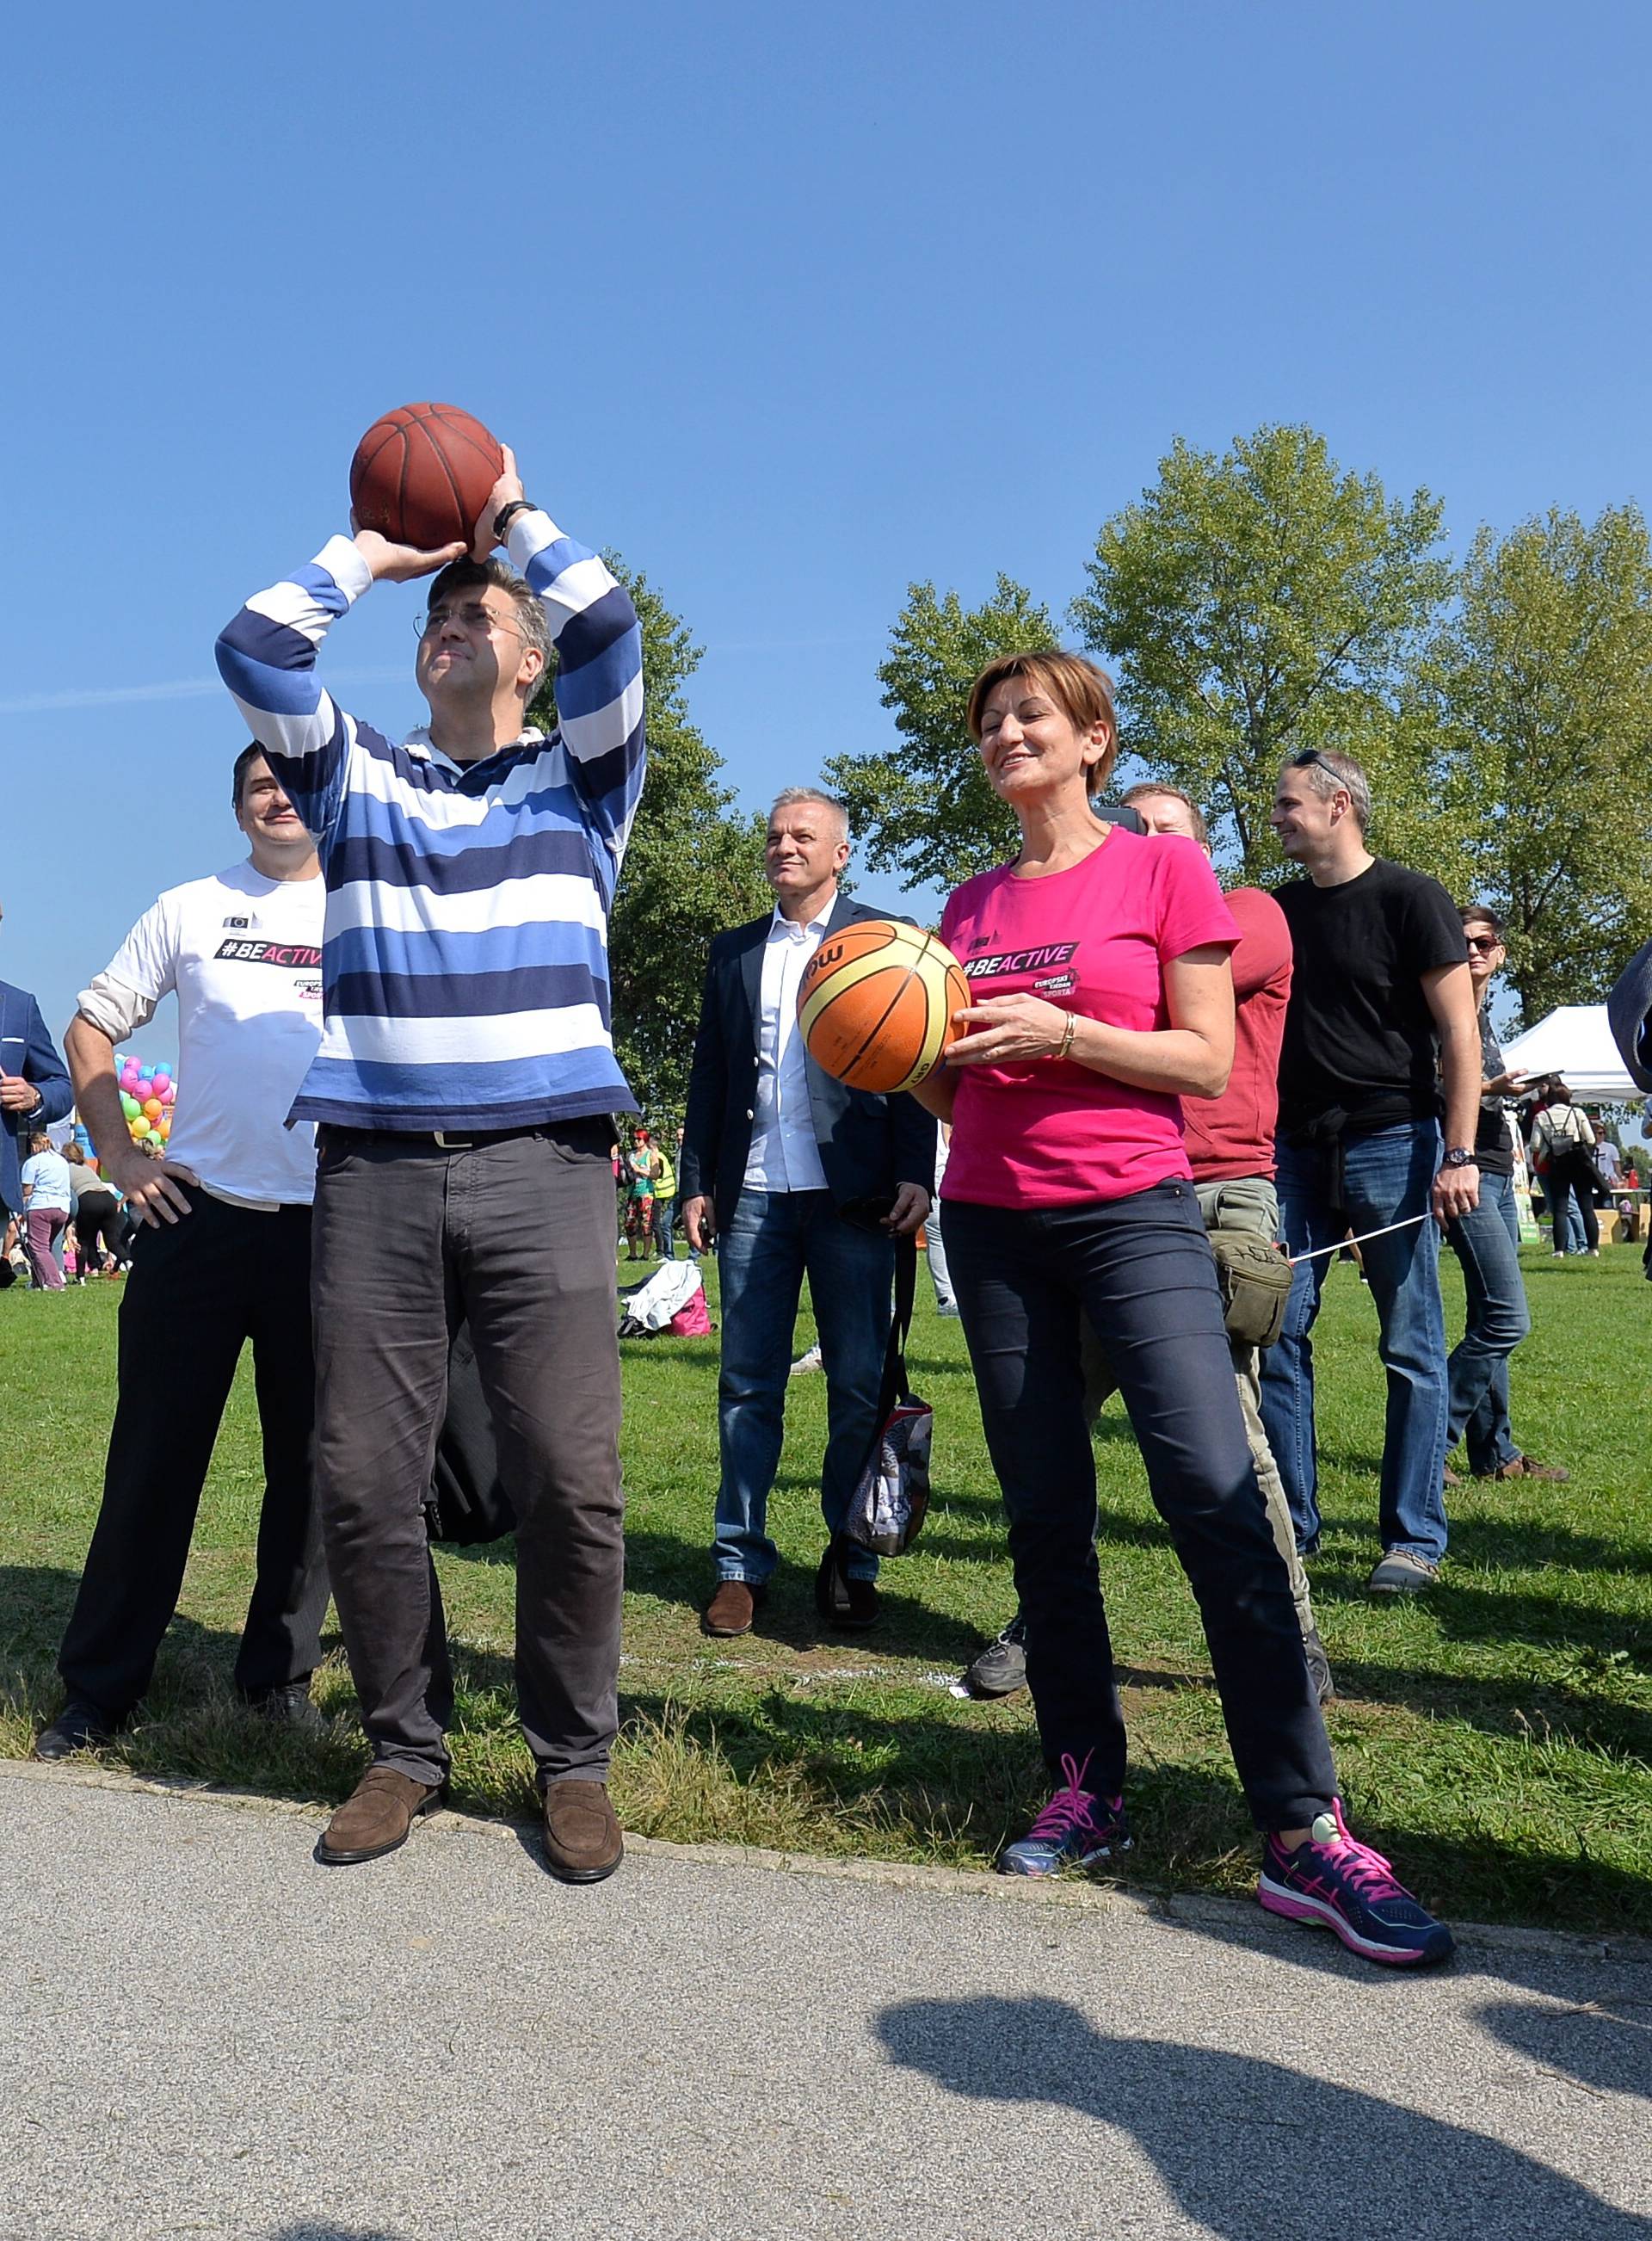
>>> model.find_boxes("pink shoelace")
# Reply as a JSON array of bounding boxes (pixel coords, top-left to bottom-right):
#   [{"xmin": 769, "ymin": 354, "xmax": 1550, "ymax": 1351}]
[
  {"xmin": 1026, "ymin": 1750, "xmax": 1106, "ymax": 1840},
  {"xmin": 1304, "ymin": 1803, "xmax": 1410, "ymax": 1905}
]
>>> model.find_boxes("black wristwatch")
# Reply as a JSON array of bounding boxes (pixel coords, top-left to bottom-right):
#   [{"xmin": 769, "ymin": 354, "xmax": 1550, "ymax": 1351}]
[
  {"xmin": 493, "ymin": 498, "xmax": 533, "ymax": 544},
  {"xmin": 1440, "ymin": 1147, "xmax": 1480, "ymax": 1170}
]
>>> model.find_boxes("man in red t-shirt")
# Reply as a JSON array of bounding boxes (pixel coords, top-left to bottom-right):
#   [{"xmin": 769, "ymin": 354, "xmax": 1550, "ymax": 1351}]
[{"xmin": 961, "ymin": 782, "xmax": 1332, "ymax": 1707}]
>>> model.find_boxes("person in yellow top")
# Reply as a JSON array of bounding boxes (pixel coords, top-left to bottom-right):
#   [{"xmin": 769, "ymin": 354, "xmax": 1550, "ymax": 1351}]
[{"xmin": 650, "ymin": 1133, "xmax": 679, "ymax": 1259}]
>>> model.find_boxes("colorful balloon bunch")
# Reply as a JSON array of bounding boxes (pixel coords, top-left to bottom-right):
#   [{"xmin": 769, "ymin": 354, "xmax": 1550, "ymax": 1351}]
[{"xmin": 116, "ymin": 1054, "xmax": 178, "ymax": 1147}]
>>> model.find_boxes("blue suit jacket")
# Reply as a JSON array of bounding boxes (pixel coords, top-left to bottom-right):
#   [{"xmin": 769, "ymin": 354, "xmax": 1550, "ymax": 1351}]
[
  {"xmin": 679, "ymin": 894, "xmax": 938, "ymax": 1225},
  {"xmin": 0, "ymin": 979, "xmax": 73, "ymax": 1213}
]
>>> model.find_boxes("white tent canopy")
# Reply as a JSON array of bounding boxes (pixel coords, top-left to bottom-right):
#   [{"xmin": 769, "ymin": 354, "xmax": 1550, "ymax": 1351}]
[{"xmin": 1501, "ymin": 1005, "xmax": 1643, "ymax": 1102}]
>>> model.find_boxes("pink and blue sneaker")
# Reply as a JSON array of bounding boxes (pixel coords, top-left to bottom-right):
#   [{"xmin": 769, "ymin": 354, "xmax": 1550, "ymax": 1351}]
[
  {"xmin": 1258, "ymin": 1800, "xmax": 1454, "ymax": 1966},
  {"xmin": 998, "ymin": 1754, "xmax": 1132, "ymax": 1878}
]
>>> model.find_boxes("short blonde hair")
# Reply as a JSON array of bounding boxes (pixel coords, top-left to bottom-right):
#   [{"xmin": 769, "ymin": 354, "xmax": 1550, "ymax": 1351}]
[{"xmin": 966, "ymin": 651, "xmax": 1119, "ymax": 798}]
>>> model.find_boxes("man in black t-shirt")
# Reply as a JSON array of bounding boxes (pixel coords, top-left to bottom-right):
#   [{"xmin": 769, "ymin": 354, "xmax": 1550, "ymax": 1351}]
[{"xmin": 1257, "ymin": 750, "xmax": 1482, "ymax": 1595}]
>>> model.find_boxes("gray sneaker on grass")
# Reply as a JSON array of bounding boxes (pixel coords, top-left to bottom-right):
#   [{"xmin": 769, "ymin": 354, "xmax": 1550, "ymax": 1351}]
[
  {"xmin": 962, "ymin": 1614, "xmax": 1029, "ymax": 1699},
  {"xmin": 1367, "ymin": 1550, "xmax": 1439, "ymax": 1596}
]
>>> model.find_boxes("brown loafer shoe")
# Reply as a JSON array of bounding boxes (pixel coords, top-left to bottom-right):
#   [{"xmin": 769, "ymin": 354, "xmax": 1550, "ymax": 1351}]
[
  {"xmin": 317, "ymin": 1767, "xmax": 446, "ymax": 1865},
  {"xmin": 1479, "ymin": 1455, "xmax": 1570, "ymax": 1483},
  {"xmin": 704, "ymin": 1579, "xmax": 764, "ymax": 1637},
  {"xmin": 542, "ymin": 1778, "xmax": 624, "ymax": 1884}
]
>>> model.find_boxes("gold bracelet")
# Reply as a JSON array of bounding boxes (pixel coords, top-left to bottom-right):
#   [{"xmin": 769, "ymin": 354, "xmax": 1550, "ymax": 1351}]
[{"xmin": 1056, "ymin": 1012, "xmax": 1078, "ymax": 1061}]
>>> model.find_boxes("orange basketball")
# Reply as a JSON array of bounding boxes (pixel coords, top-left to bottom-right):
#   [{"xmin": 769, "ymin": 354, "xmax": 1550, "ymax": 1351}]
[
  {"xmin": 797, "ymin": 920, "xmax": 970, "ymax": 1094},
  {"xmin": 349, "ymin": 403, "xmax": 504, "ymax": 551}
]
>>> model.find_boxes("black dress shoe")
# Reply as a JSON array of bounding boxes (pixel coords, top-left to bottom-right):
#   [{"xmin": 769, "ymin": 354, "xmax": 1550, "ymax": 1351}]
[
  {"xmin": 243, "ymin": 1679, "xmax": 324, "ymax": 1734},
  {"xmin": 34, "ymin": 1702, "xmax": 117, "ymax": 1760},
  {"xmin": 816, "ymin": 1541, "xmax": 879, "ymax": 1631}
]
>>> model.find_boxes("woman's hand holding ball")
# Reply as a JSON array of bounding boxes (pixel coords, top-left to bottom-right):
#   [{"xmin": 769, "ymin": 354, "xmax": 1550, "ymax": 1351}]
[{"xmin": 946, "ymin": 992, "xmax": 1077, "ymax": 1066}]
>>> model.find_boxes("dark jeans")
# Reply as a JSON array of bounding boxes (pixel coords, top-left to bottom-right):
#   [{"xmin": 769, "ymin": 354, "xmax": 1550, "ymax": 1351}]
[
  {"xmin": 58, "ymin": 1187, "xmax": 328, "ymax": 1722},
  {"xmin": 712, "ymin": 1188, "xmax": 895, "ymax": 1586},
  {"xmin": 1261, "ymin": 1122, "xmax": 1449, "ymax": 1564},
  {"xmin": 1445, "ymin": 1169, "xmax": 1529, "ymax": 1473},
  {"xmin": 311, "ymin": 1122, "xmax": 624, "ymax": 1789},
  {"xmin": 944, "ymin": 1182, "xmax": 1335, "ymax": 1833},
  {"xmin": 1545, "ymin": 1153, "xmax": 1599, "ymax": 1253}
]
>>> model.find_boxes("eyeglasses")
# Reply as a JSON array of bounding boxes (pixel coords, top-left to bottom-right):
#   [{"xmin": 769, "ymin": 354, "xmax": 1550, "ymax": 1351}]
[
  {"xmin": 415, "ymin": 602, "xmax": 524, "ymax": 641},
  {"xmin": 1464, "ymin": 934, "xmax": 1504, "ymax": 955}
]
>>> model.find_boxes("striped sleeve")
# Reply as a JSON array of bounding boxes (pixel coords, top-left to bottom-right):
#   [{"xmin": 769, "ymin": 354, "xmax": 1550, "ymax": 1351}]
[
  {"xmin": 507, "ymin": 511, "xmax": 645, "ymax": 863},
  {"xmin": 214, "ymin": 534, "xmax": 374, "ymax": 841}
]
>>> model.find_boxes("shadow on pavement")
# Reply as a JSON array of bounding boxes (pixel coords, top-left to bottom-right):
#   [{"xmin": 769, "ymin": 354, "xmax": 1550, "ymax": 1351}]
[
  {"xmin": 875, "ymin": 1995, "xmax": 1652, "ymax": 2238},
  {"xmin": 1467, "ymin": 1942, "xmax": 1652, "ymax": 2101},
  {"xmin": 267, "ymin": 2227, "xmax": 413, "ymax": 2240},
  {"xmin": 1156, "ymin": 1875, "xmax": 1652, "ymax": 1991}
]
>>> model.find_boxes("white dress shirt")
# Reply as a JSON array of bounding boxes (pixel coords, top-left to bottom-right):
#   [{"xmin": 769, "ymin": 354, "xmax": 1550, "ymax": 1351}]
[{"xmin": 743, "ymin": 904, "xmax": 831, "ymax": 1194}]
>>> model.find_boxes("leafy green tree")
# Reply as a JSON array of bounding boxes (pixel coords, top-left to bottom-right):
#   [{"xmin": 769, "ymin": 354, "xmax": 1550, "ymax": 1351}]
[
  {"xmin": 1072, "ymin": 424, "xmax": 1457, "ymax": 881},
  {"xmin": 1415, "ymin": 505, "xmax": 1652, "ymax": 1024},
  {"xmin": 529, "ymin": 563, "xmax": 770, "ymax": 1115},
  {"xmin": 825, "ymin": 577, "xmax": 1059, "ymax": 890}
]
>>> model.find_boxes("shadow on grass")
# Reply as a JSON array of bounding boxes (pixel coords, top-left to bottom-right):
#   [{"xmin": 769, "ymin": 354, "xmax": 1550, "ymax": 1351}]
[
  {"xmin": 1324, "ymin": 1651, "xmax": 1652, "ymax": 1764},
  {"xmin": 874, "ymin": 1997, "xmax": 1652, "ymax": 2235},
  {"xmin": 1307, "ymin": 1565, "xmax": 1652, "ymax": 1663},
  {"xmin": 1441, "ymin": 1512, "xmax": 1652, "ymax": 1579},
  {"xmin": 621, "ymin": 1528, "xmax": 988, "ymax": 1664},
  {"xmin": 448, "ymin": 1528, "xmax": 991, "ymax": 1665}
]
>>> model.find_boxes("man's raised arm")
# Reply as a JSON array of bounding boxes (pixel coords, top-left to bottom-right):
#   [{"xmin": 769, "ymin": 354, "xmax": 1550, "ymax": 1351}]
[{"xmin": 501, "ymin": 493, "xmax": 644, "ymax": 861}]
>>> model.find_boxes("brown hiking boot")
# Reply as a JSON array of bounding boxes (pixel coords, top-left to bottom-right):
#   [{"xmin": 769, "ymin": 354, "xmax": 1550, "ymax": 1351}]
[
  {"xmin": 703, "ymin": 1579, "xmax": 763, "ymax": 1637},
  {"xmin": 317, "ymin": 1767, "xmax": 445, "ymax": 1865},
  {"xmin": 542, "ymin": 1779, "xmax": 624, "ymax": 1884}
]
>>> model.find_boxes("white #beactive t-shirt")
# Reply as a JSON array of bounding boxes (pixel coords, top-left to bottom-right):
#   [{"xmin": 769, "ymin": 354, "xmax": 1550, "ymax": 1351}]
[{"xmin": 77, "ymin": 862, "xmax": 325, "ymax": 1208}]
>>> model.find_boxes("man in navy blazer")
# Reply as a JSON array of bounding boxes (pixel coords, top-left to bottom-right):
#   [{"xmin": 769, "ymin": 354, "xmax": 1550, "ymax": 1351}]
[
  {"xmin": 1, "ymin": 903, "xmax": 74, "ymax": 1227},
  {"xmin": 681, "ymin": 789, "xmax": 936, "ymax": 1637}
]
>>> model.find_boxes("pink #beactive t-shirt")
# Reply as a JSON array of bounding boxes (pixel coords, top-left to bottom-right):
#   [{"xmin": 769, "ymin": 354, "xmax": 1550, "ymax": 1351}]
[{"xmin": 939, "ymin": 826, "xmax": 1240, "ymax": 1208}]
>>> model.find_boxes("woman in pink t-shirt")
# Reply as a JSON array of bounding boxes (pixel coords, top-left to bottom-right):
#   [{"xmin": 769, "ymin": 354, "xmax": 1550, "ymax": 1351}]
[{"xmin": 912, "ymin": 650, "xmax": 1450, "ymax": 1967}]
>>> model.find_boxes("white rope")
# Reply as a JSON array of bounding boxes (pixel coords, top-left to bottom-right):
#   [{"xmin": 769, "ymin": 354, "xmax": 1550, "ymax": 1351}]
[{"xmin": 1287, "ymin": 1212, "xmax": 1431, "ymax": 1266}]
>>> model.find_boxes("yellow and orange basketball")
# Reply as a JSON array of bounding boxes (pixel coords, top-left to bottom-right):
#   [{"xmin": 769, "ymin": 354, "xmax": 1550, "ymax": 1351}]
[{"xmin": 797, "ymin": 920, "xmax": 970, "ymax": 1093}]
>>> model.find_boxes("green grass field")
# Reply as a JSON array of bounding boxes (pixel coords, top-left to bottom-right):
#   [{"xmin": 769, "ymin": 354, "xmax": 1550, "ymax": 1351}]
[{"xmin": 3, "ymin": 1240, "xmax": 1649, "ymax": 1935}]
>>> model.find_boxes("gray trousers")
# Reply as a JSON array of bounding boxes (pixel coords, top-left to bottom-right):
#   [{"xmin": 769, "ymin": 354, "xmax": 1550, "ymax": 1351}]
[
  {"xmin": 1081, "ymin": 1175, "xmax": 1316, "ymax": 1640},
  {"xmin": 311, "ymin": 1121, "xmax": 624, "ymax": 1789}
]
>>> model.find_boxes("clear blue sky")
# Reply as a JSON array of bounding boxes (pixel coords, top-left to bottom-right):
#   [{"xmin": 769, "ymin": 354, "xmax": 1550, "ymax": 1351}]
[{"xmin": 3, "ymin": 1, "xmax": 1649, "ymax": 1066}]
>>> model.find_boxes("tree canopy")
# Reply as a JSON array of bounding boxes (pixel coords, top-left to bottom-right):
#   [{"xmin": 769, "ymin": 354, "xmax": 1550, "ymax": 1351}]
[
  {"xmin": 529, "ymin": 562, "xmax": 770, "ymax": 1117},
  {"xmin": 1072, "ymin": 424, "xmax": 1456, "ymax": 882},
  {"xmin": 1415, "ymin": 504, "xmax": 1652, "ymax": 1023},
  {"xmin": 825, "ymin": 577, "xmax": 1059, "ymax": 890}
]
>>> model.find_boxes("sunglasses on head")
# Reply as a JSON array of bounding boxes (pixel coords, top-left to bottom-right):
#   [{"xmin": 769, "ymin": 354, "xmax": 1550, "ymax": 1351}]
[{"xmin": 1289, "ymin": 749, "xmax": 1338, "ymax": 775}]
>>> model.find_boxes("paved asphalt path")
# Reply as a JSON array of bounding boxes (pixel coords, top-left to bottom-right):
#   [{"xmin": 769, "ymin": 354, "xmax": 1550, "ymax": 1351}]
[{"xmin": 3, "ymin": 1763, "xmax": 1649, "ymax": 2241}]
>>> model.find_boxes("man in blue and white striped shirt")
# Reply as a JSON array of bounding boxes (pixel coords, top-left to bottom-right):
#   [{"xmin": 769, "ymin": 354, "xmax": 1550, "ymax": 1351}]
[{"xmin": 218, "ymin": 443, "xmax": 644, "ymax": 1883}]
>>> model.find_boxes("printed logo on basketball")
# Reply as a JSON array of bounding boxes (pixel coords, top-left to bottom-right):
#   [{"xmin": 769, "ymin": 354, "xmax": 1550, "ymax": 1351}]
[
  {"xmin": 213, "ymin": 940, "xmax": 324, "ymax": 969},
  {"xmin": 963, "ymin": 941, "xmax": 1079, "ymax": 981}
]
